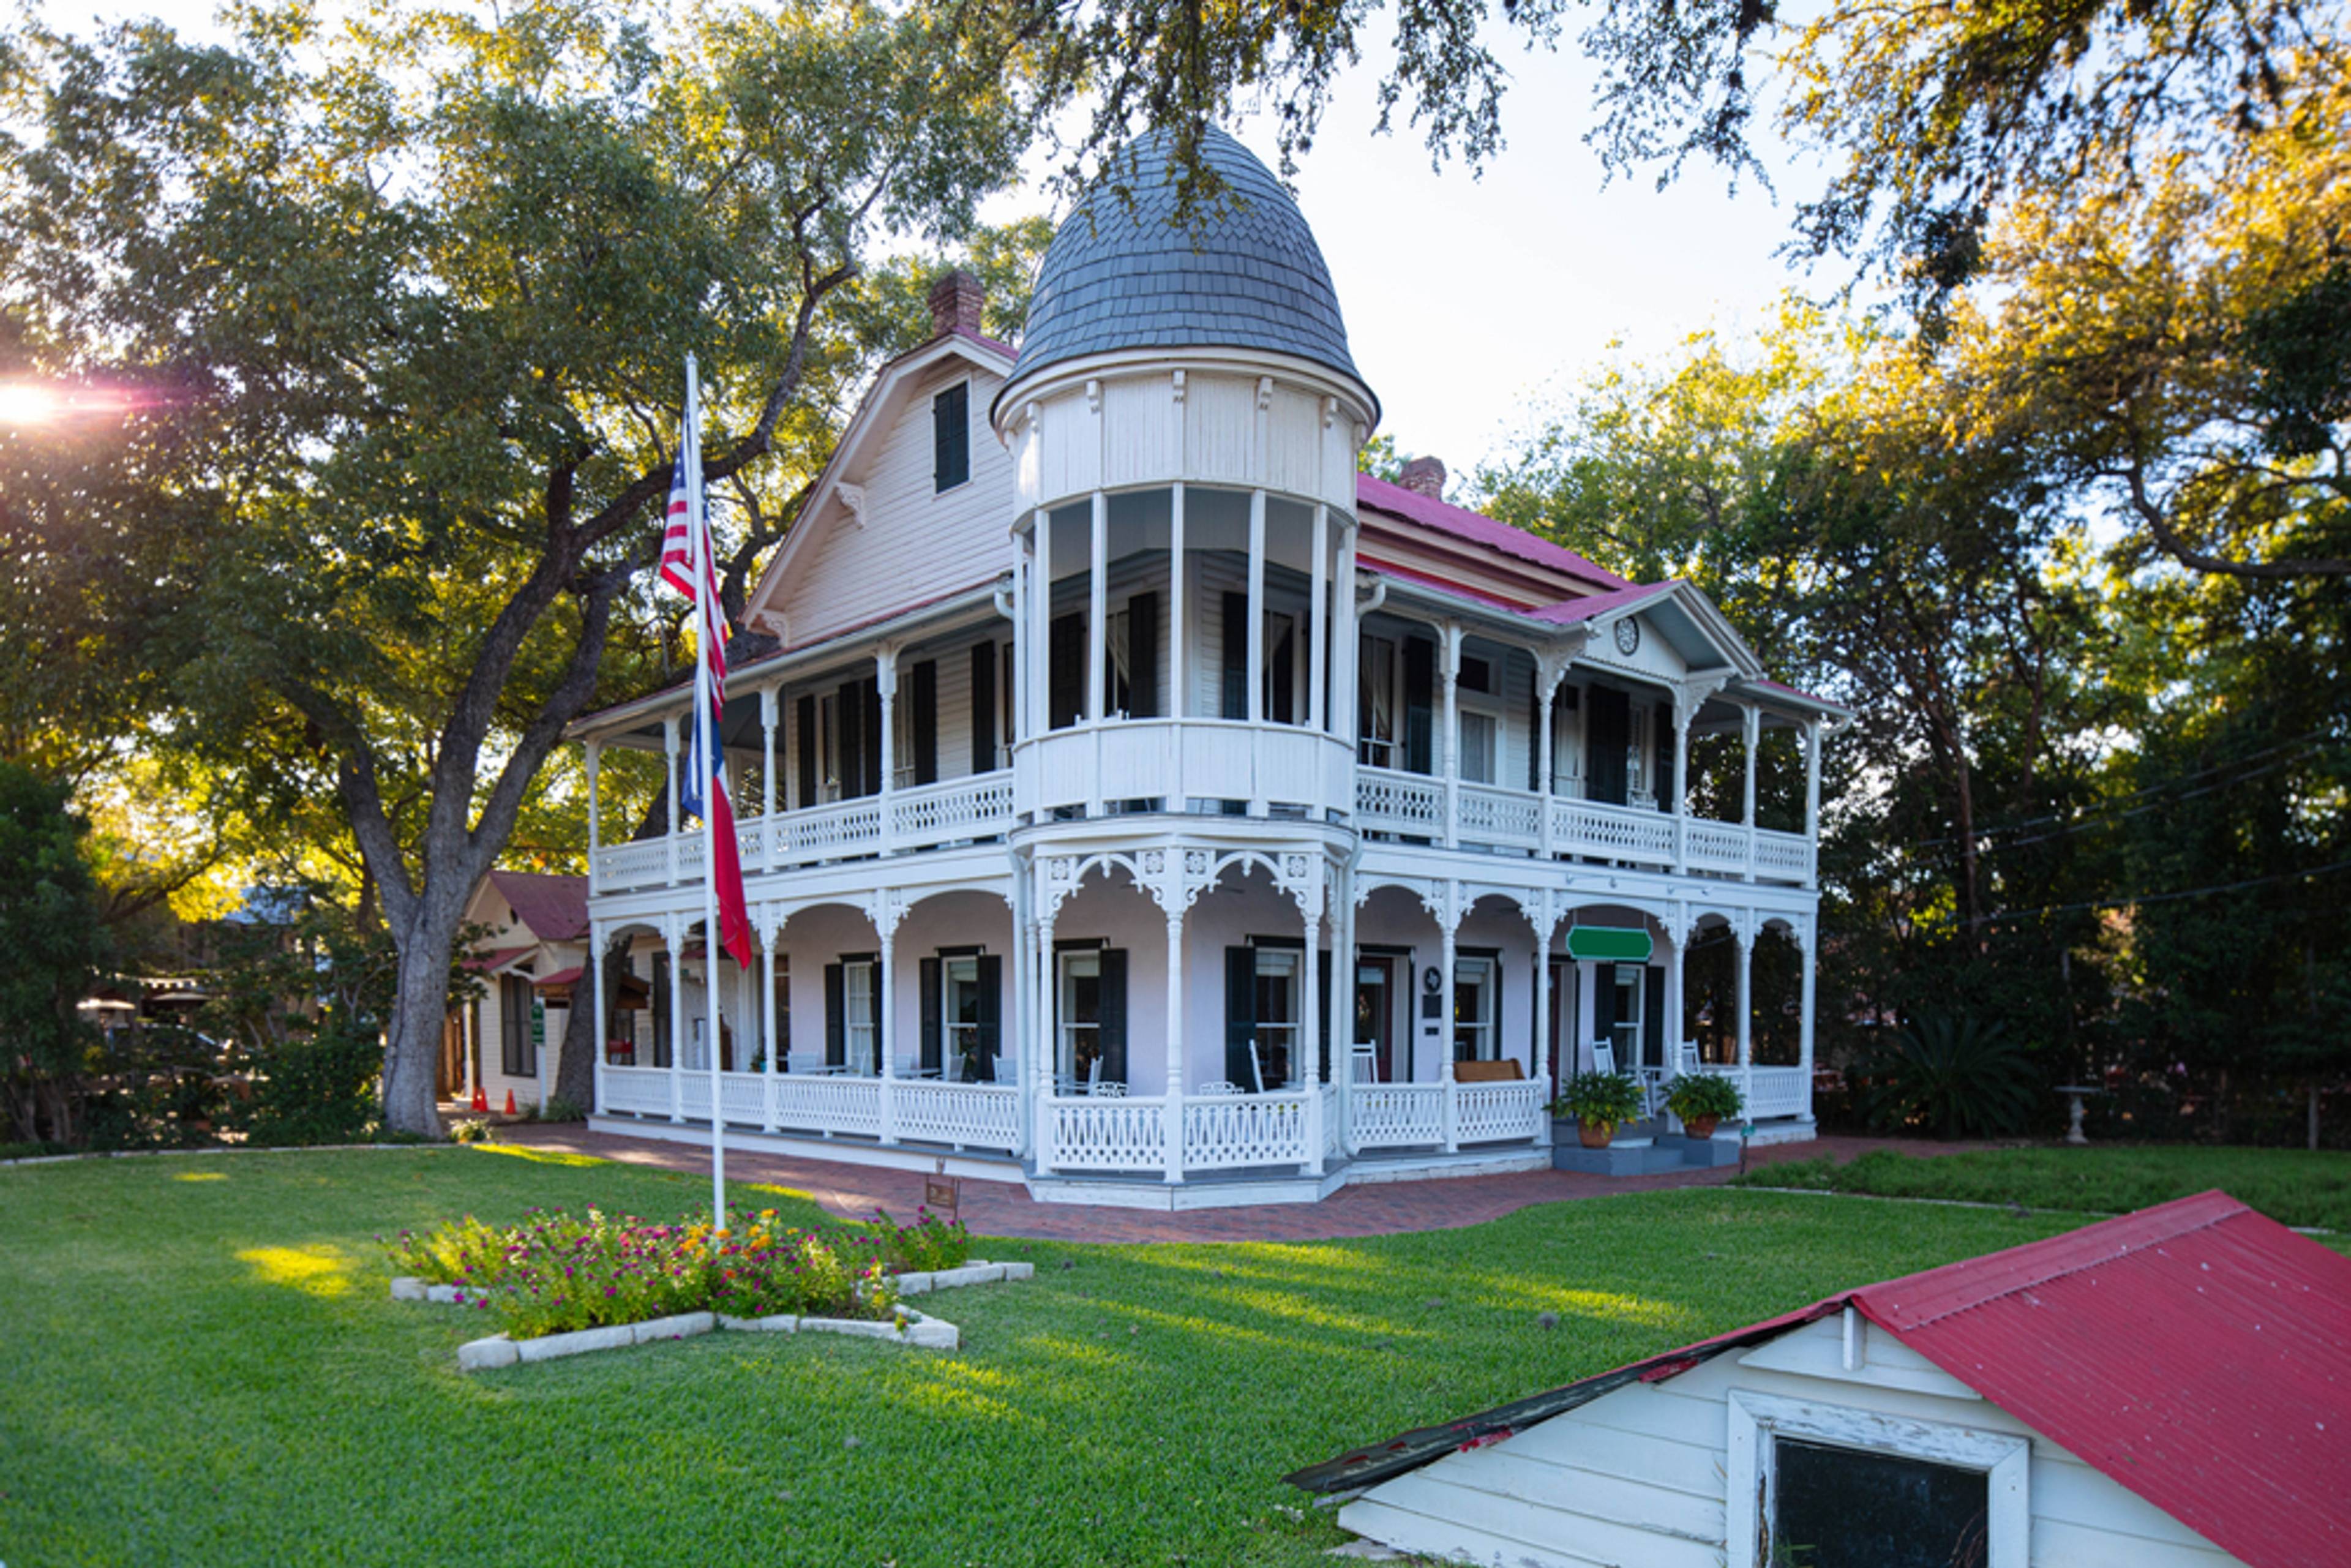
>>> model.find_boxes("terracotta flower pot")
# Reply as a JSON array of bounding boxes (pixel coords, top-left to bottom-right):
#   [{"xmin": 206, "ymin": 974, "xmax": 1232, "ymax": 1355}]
[
  {"xmin": 1684, "ymin": 1114, "xmax": 1720, "ymax": 1139},
  {"xmin": 1578, "ymin": 1119, "xmax": 1616, "ymax": 1149}
]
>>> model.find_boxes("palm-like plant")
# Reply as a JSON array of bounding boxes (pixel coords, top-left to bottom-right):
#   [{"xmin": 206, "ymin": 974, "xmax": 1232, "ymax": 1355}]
[{"xmin": 1860, "ymin": 1009, "xmax": 2039, "ymax": 1139}]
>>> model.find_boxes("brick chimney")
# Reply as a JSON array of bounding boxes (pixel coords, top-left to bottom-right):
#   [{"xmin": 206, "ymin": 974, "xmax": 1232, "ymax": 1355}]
[
  {"xmin": 1398, "ymin": 455, "xmax": 1447, "ymax": 501},
  {"xmin": 928, "ymin": 269, "xmax": 985, "ymax": 339}
]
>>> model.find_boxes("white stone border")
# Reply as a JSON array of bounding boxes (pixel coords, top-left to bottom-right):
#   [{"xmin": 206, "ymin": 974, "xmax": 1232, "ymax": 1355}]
[{"xmin": 392, "ymin": 1259, "xmax": 1034, "ymax": 1371}]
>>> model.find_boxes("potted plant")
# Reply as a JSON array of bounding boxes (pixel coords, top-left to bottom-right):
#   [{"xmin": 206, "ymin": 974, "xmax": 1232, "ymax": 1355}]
[
  {"xmin": 1551, "ymin": 1070, "xmax": 1645, "ymax": 1149},
  {"xmin": 1665, "ymin": 1071, "xmax": 1744, "ymax": 1139}
]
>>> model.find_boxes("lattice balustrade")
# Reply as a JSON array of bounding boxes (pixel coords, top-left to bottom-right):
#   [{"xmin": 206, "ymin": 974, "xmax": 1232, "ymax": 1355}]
[
  {"xmin": 1457, "ymin": 784, "xmax": 1543, "ymax": 849},
  {"xmin": 1348, "ymin": 1082, "xmax": 1445, "ymax": 1150},
  {"xmin": 1043, "ymin": 1094, "xmax": 1168, "ymax": 1171},
  {"xmin": 768, "ymin": 1074, "xmax": 882, "ymax": 1137},
  {"xmin": 774, "ymin": 798, "xmax": 885, "ymax": 863},
  {"xmin": 591, "ymin": 839, "xmax": 671, "ymax": 893},
  {"xmin": 891, "ymin": 1080, "xmax": 1021, "ymax": 1152},
  {"xmin": 1754, "ymin": 829, "xmax": 1815, "ymax": 882},
  {"xmin": 1684, "ymin": 820, "xmax": 1750, "ymax": 874},
  {"xmin": 1354, "ymin": 768, "xmax": 1444, "ymax": 832},
  {"xmin": 1551, "ymin": 800, "xmax": 1676, "ymax": 864},
  {"xmin": 598, "ymin": 1066, "xmax": 670, "ymax": 1116},
  {"xmin": 890, "ymin": 773, "xmax": 1016, "ymax": 847},
  {"xmin": 1453, "ymin": 1078, "xmax": 1548, "ymax": 1145},
  {"xmin": 1181, "ymin": 1092, "xmax": 1312, "ymax": 1170}
]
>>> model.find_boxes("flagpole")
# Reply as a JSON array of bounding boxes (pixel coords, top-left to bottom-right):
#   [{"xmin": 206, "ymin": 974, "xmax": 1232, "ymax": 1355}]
[{"xmin": 689, "ymin": 352, "xmax": 727, "ymax": 1235}]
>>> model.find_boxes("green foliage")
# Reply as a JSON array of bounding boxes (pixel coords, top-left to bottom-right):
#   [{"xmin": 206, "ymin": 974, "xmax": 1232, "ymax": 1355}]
[
  {"xmin": 880, "ymin": 1209, "xmax": 974, "ymax": 1275},
  {"xmin": 1859, "ymin": 1012, "xmax": 2040, "ymax": 1141},
  {"xmin": 0, "ymin": 1149, "xmax": 2102, "ymax": 1564},
  {"xmin": 1552, "ymin": 1070, "xmax": 1644, "ymax": 1126},
  {"xmin": 1738, "ymin": 1145, "xmax": 2351, "ymax": 1234},
  {"xmin": 231, "ymin": 1011, "xmax": 383, "ymax": 1147},
  {"xmin": 1665, "ymin": 1072, "xmax": 1744, "ymax": 1123},
  {"xmin": 0, "ymin": 762, "xmax": 109, "ymax": 1147}
]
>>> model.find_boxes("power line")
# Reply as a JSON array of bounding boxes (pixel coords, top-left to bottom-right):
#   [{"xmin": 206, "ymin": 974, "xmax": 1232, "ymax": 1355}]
[{"xmin": 1979, "ymin": 856, "xmax": 2351, "ymax": 925}]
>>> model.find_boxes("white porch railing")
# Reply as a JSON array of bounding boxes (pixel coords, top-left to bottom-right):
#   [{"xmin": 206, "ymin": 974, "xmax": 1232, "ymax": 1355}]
[
  {"xmin": 1348, "ymin": 1082, "xmax": 1446, "ymax": 1151},
  {"xmin": 1181, "ymin": 1091, "xmax": 1312, "ymax": 1171},
  {"xmin": 1684, "ymin": 819, "xmax": 1750, "ymax": 876},
  {"xmin": 1455, "ymin": 1076, "xmax": 1551, "ymax": 1145},
  {"xmin": 1699, "ymin": 1062, "xmax": 1810, "ymax": 1120},
  {"xmin": 1755, "ymin": 828, "xmax": 1815, "ymax": 881},
  {"xmin": 1355, "ymin": 767, "xmax": 1444, "ymax": 835},
  {"xmin": 1458, "ymin": 782, "xmax": 1543, "ymax": 850},
  {"xmin": 770, "ymin": 1074, "xmax": 883, "ymax": 1138},
  {"xmin": 1551, "ymin": 797, "xmax": 1677, "ymax": 866},
  {"xmin": 594, "ymin": 770, "xmax": 1015, "ymax": 892},
  {"xmin": 893, "ymin": 1079, "xmax": 1021, "ymax": 1153},
  {"xmin": 1040, "ymin": 1093, "xmax": 1168, "ymax": 1171},
  {"xmin": 601, "ymin": 1065, "xmax": 670, "ymax": 1117}
]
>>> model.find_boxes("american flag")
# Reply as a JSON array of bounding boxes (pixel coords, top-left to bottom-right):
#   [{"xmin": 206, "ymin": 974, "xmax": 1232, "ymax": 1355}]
[{"xmin": 666, "ymin": 361, "xmax": 755, "ymax": 970}]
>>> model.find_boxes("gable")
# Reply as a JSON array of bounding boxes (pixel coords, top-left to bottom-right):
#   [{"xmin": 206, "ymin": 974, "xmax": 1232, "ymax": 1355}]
[{"xmin": 748, "ymin": 338, "xmax": 1017, "ymax": 650}]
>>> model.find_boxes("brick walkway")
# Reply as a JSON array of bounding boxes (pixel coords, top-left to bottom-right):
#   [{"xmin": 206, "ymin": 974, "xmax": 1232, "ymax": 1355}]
[{"xmin": 488, "ymin": 1121, "xmax": 1990, "ymax": 1244}]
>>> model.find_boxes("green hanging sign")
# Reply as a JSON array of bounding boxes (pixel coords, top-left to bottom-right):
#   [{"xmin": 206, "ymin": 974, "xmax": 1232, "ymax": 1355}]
[{"xmin": 1564, "ymin": 925, "xmax": 1654, "ymax": 962}]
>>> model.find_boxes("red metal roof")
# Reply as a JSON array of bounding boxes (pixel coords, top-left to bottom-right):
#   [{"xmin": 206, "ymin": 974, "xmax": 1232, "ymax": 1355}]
[
  {"xmin": 1292, "ymin": 1193, "xmax": 2351, "ymax": 1568},
  {"xmin": 1526, "ymin": 579, "xmax": 1676, "ymax": 626},
  {"xmin": 486, "ymin": 871, "xmax": 589, "ymax": 942},
  {"xmin": 458, "ymin": 945, "xmax": 534, "ymax": 976},
  {"xmin": 1355, "ymin": 474, "xmax": 1629, "ymax": 593},
  {"xmin": 1848, "ymin": 1191, "xmax": 2351, "ymax": 1568}
]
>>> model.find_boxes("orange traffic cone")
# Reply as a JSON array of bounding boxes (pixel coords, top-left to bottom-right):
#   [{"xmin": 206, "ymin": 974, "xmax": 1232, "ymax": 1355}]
[
  {"xmin": 504, "ymin": 1089, "xmax": 517, "ymax": 1116},
  {"xmin": 470, "ymin": 1086, "xmax": 488, "ymax": 1112}
]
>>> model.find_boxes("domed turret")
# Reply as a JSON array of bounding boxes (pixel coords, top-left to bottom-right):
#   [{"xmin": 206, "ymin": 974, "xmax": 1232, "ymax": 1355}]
[{"xmin": 1004, "ymin": 127, "xmax": 1374, "ymax": 419}]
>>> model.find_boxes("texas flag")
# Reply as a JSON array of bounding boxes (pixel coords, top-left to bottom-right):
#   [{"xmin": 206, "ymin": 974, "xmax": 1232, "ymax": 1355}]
[{"xmin": 664, "ymin": 364, "xmax": 755, "ymax": 969}]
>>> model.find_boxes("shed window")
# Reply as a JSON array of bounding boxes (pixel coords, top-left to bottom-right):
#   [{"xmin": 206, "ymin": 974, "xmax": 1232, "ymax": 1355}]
[{"xmin": 933, "ymin": 382, "xmax": 970, "ymax": 492}]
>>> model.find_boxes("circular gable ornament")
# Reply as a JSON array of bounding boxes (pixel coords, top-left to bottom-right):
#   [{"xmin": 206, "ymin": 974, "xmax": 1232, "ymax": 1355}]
[{"xmin": 1613, "ymin": 618, "xmax": 1641, "ymax": 656}]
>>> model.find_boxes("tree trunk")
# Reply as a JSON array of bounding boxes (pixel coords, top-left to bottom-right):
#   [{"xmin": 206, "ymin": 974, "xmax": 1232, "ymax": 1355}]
[{"xmin": 381, "ymin": 929, "xmax": 460, "ymax": 1136}]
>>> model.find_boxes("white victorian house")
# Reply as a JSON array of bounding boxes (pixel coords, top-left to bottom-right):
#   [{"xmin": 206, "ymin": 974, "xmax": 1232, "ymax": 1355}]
[{"xmin": 569, "ymin": 129, "xmax": 1845, "ymax": 1207}]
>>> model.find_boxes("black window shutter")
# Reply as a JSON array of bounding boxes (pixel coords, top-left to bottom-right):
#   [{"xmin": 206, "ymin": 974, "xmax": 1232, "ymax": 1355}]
[
  {"xmin": 932, "ymin": 382, "xmax": 970, "ymax": 492},
  {"xmin": 1529, "ymin": 673, "xmax": 1545, "ymax": 792},
  {"xmin": 969, "ymin": 642, "xmax": 997, "ymax": 774},
  {"xmin": 1126, "ymin": 591, "xmax": 1159, "ymax": 718},
  {"xmin": 1494, "ymin": 959, "xmax": 1509, "ymax": 1075},
  {"xmin": 910, "ymin": 660, "xmax": 938, "ymax": 785},
  {"xmin": 795, "ymin": 695, "xmax": 817, "ymax": 808},
  {"xmin": 1224, "ymin": 946, "xmax": 1257, "ymax": 1088},
  {"xmin": 1097, "ymin": 948, "xmax": 1128, "ymax": 1085},
  {"xmin": 1654, "ymin": 697, "xmax": 1674, "ymax": 812},
  {"xmin": 974, "ymin": 954, "xmax": 1002, "ymax": 1082},
  {"xmin": 1404, "ymin": 637, "xmax": 1435, "ymax": 774},
  {"xmin": 1592, "ymin": 965, "xmax": 1618, "ymax": 1058},
  {"xmin": 652, "ymin": 954, "xmax": 672, "ymax": 1068},
  {"xmin": 1220, "ymin": 592, "xmax": 1249, "ymax": 719},
  {"xmin": 919, "ymin": 956, "xmax": 942, "ymax": 1074},
  {"xmin": 823, "ymin": 963, "xmax": 846, "ymax": 1067},
  {"xmin": 1049, "ymin": 613, "xmax": 1085, "ymax": 729},
  {"xmin": 838, "ymin": 681, "xmax": 865, "ymax": 798},
  {"xmin": 1268, "ymin": 621, "xmax": 1295, "ymax": 725},
  {"xmin": 1644, "ymin": 964, "xmax": 1667, "ymax": 1070},
  {"xmin": 1587, "ymin": 686, "xmax": 1630, "ymax": 805},
  {"xmin": 861, "ymin": 678, "xmax": 882, "ymax": 797},
  {"xmin": 1317, "ymin": 951, "xmax": 1333, "ymax": 1084}
]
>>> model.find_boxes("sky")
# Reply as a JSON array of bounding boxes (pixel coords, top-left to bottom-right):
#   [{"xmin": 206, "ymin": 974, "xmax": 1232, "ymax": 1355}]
[{"xmin": 32, "ymin": 1, "xmax": 1834, "ymax": 478}]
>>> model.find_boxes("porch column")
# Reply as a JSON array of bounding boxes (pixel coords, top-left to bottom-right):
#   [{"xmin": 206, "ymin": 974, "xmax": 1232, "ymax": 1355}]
[
  {"xmin": 1797, "ymin": 919, "xmax": 1817, "ymax": 1122},
  {"xmin": 1303, "ymin": 901, "xmax": 1325, "ymax": 1177},
  {"xmin": 1011, "ymin": 536, "xmax": 1029, "ymax": 750},
  {"xmin": 1804, "ymin": 718, "xmax": 1824, "ymax": 887},
  {"xmin": 1308, "ymin": 503, "xmax": 1329, "ymax": 735},
  {"xmin": 1438, "ymin": 885, "xmax": 1460, "ymax": 1153},
  {"xmin": 1735, "ymin": 919, "xmax": 1755, "ymax": 1070},
  {"xmin": 877, "ymin": 645, "xmax": 899, "ymax": 853},
  {"xmin": 1336, "ymin": 856, "xmax": 1358, "ymax": 1150},
  {"xmin": 1439, "ymin": 624, "xmax": 1462, "ymax": 849},
  {"xmin": 760, "ymin": 910, "xmax": 781, "ymax": 1131},
  {"xmin": 585, "ymin": 741, "xmax": 602, "ymax": 893},
  {"xmin": 1334, "ymin": 522, "xmax": 1359, "ymax": 749},
  {"xmin": 1164, "ymin": 904, "xmax": 1186, "ymax": 1185},
  {"xmin": 1671, "ymin": 704, "xmax": 1693, "ymax": 875},
  {"xmin": 1536, "ymin": 667, "xmax": 1558, "ymax": 859},
  {"xmin": 1169, "ymin": 481, "xmax": 1188, "ymax": 733},
  {"xmin": 760, "ymin": 688, "xmax": 778, "ymax": 873},
  {"xmin": 666, "ymin": 914, "xmax": 686, "ymax": 1122},
  {"xmin": 1247, "ymin": 489, "xmax": 1268, "ymax": 814},
  {"xmin": 1529, "ymin": 910, "xmax": 1551, "ymax": 1085},
  {"xmin": 1034, "ymin": 905, "xmax": 1058, "ymax": 1169},
  {"xmin": 1031, "ymin": 509, "xmax": 1052, "ymax": 737},
  {"xmin": 1741, "ymin": 702, "xmax": 1760, "ymax": 883},
  {"xmin": 1087, "ymin": 490, "xmax": 1108, "ymax": 816},
  {"xmin": 663, "ymin": 716, "xmax": 681, "ymax": 884},
  {"xmin": 590, "ymin": 922, "xmax": 608, "ymax": 1116},
  {"xmin": 877, "ymin": 901, "xmax": 902, "ymax": 1145},
  {"xmin": 1664, "ymin": 924, "xmax": 1685, "ymax": 1068}
]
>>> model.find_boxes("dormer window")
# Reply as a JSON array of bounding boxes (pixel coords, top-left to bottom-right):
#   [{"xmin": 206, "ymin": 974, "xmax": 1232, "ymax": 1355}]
[{"xmin": 932, "ymin": 381, "xmax": 970, "ymax": 492}]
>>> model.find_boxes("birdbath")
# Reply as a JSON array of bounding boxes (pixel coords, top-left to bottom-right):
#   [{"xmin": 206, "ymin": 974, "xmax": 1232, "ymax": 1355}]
[{"xmin": 2053, "ymin": 1086, "xmax": 2097, "ymax": 1146}]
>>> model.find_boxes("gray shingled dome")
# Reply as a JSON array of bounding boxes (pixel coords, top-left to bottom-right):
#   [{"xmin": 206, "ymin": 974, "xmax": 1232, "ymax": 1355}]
[{"xmin": 1008, "ymin": 127, "xmax": 1370, "ymax": 408}]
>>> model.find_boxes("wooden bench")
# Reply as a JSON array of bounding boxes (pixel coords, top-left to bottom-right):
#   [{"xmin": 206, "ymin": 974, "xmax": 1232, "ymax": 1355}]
[{"xmin": 1452, "ymin": 1059, "xmax": 1526, "ymax": 1084}]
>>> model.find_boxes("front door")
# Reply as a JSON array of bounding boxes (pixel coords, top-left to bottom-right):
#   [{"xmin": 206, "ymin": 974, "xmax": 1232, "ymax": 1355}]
[
  {"xmin": 1545, "ymin": 958, "xmax": 1577, "ymax": 1086},
  {"xmin": 1354, "ymin": 956, "xmax": 1398, "ymax": 1082}
]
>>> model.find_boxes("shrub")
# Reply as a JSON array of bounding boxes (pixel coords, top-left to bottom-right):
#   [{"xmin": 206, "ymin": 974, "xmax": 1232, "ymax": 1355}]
[
  {"xmin": 1665, "ymin": 1072, "xmax": 1744, "ymax": 1123},
  {"xmin": 534, "ymin": 1096, "xmax": 585, "ymax": 1123},
  {"xmin": 231, "ymin": 1010, "xmax": 382, "ymax": 1146},
  {"xmin": 449, "ymin": 1117, "xmax": 496, "ymax": 1144},
  {"xmin": 1859, "ymin": 1010, "xmax": 2039, "ymax": 1139},
  {"xmin": 879, "ymin": 1209, "xmax": 972, "ymax": 1274},
  {"xmin": 1551, "ymin": 1070, "xmax": 1644, "ymax": 1127}
]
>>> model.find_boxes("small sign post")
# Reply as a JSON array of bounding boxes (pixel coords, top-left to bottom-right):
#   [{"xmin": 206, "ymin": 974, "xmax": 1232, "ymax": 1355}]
[{"xmin": 924, "ymin": 1157, "xmax": 961, "ymax": 1220}]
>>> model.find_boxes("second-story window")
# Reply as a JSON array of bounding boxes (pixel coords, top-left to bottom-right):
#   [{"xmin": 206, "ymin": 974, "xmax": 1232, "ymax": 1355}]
[{"xmin": 932, "ymin": 381, "xmax": 970, "ymax": 492}]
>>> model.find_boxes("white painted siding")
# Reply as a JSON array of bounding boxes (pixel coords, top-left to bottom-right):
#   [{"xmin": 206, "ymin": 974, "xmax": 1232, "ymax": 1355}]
[
  {"xmin": 781, "ymin": 358, "xmax": 1016, "ymax": 648},
  {"xmin": 1340, "ymin": 1312, "xmax": 2245, "ymax": 1568}
]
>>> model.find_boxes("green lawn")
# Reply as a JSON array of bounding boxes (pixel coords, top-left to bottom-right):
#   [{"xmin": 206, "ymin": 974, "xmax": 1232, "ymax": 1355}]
[
  {"xmin": 1736, "ymin": 1142, "xmax": 2351, "ymax": 1233},
  {"xmin": 2, "ymin": 1148, "xmax": 2094, "ymax": 1566}
]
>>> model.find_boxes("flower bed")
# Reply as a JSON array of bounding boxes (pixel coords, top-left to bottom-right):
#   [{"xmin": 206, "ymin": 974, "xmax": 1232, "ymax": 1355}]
[{"xmin": 382, "ymin": 1205, "xmax": 973, "ymax": 1341}]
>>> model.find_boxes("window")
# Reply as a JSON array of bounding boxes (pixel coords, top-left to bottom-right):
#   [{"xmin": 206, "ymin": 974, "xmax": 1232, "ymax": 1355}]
[
  {"xmin": 1105, "ymin": 606, "xmax": 1131, "ymax": 716},
  {"xmin": 1359, "ymin": 634, "xmax": 1398, "ymax": 767},
  {"xmin": 500, "ymin": 975, "xmax": 536, "ymax": 1078},
  {"xmin": 1728, "ymin": 1389, "xmax": 2028, "ymax": 1568},
  {"xmin": 1059, "ymin": 951, "xmax": 1104, "ymax": 1084},
  {"xmin": 816, "ymin": 692, "xmax": 841, "ymax": 803},
  {"xmin": 1610, "ymin": 962, "xmax": 1644, "ymax": 1071},
  {"xmin": 1458, "ymin": 655, "xmax": 1493, "ymax": 694},
  {"xmin": 844, "ymin": 958, "xmax": 877, "ymax": 1073},
  {"xmin": 651, "ymin": 953, "xmax": 673, "ymax": 1068},
  {"xmin": 767, "ymin": 955, "xmax": 789, "ymax": 1071},
  {"xmin": 1453, "ymin": 956, "xmax": 1496, "ymax": 1061},
  {"xmin": 932, "ymin": 381, "xmax": 970, "ymax": 492},
  {"xmin": 999, "ymin": 642, "xmax": 1016, "ymax": 764},
  {"xmin": 1262, "ymin": 611, "xmax": 1299, "ymax": 724},
  {"xmin": 942, "ymin": 956, "xmax": 981, "ymax": 1079},
  {"xmin": 1627, "ymin": 700, "xmax": 1654, "ymax": 802},
  {"xmin": 1253, "ymin": 947, "xmax": 1302, "ymax": 1087},
  {"xmin": 1551, "ymin": 685, "xmax": 1582, "ymax": 795},
  {"xmin": 1458, "ymin": 710, "xmax": 1498, "ymax": 785}
]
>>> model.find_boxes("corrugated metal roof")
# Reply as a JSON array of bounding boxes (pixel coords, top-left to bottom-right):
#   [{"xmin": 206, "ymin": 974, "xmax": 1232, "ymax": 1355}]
[
  {"xmin": 1355, "ymin": 473, "xmax": 1630, "ymax": 593},
  {"xmin": 486, "ymin": 871, "xmax": 589, "ymax": 942},
  {"xmin": 1289, "ymin": 1192, "xmax": 2351, "ymax": 1568}
]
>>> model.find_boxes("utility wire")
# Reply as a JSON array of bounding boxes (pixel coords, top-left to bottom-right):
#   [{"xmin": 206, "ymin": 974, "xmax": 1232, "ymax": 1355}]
[{"xmin": 1979, "ymin": 856, "xmax": 2351, "ymax": 925}]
